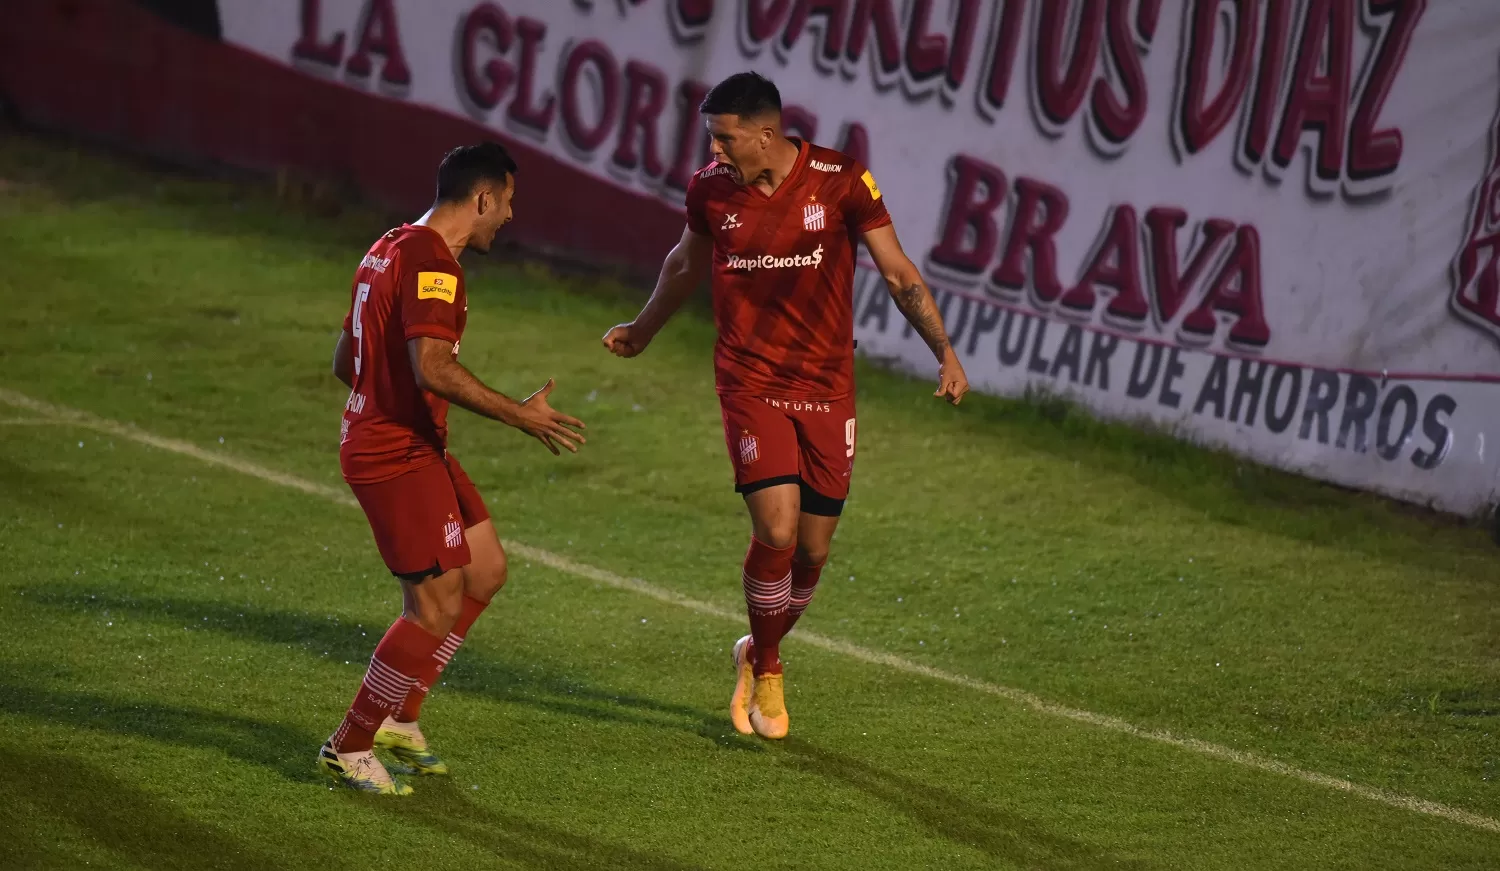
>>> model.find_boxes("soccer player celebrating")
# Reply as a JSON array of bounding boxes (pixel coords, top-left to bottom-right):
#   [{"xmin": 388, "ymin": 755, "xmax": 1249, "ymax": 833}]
[
  {"xmin": 602, "ymin": 73, "xmax": 968, "ymax": 739},
  {"xmin": 320, "ymin": 143, "xmax": 586, "ymax": 794}
]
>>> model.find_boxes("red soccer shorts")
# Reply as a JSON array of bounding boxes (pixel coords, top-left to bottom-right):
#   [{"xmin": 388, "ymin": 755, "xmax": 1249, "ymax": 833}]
[
  {"xmin": 719, "ymin": 394, "xmax": 857, "ymax": 516},
  {"xmin": 349, "ymin": 455, "xmax": 490, "ymax": 581}
]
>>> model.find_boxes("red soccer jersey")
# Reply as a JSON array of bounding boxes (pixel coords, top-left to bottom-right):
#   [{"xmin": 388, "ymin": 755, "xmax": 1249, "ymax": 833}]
[
  {"xmin": 338, "ymin": 224, "xmax": 468, "ymax": 485},
  {"xmin": 685, "ymin": 139, "xmax": 891, "ymax": 400}
]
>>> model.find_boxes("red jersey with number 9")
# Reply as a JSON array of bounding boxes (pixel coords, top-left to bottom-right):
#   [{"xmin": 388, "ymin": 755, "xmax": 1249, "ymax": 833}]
[
  {"xmin": 339, "ymin": 224, "xmax": 467, "ymax": 485},
  {"xmin": 685, "ymin": 139, "xmax": 891, "ymax": 400}
]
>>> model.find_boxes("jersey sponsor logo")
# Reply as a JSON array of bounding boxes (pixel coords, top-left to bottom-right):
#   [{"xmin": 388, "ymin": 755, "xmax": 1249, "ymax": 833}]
[
  {"xmin": 738, "ymin": 431, "xmax": 760, "ymax": 465},
  {"xmin": 763, "ymin": 398, "xmax": 832, "ymax": 413},
  {"xmin": 345, "ymin": 392, "xmax": 367, "ymax": 414},
  {"xmin": 726, "ymin": 244, "xmax": 824, "ymax": 271},
  {"xmin": 860, "ymin": 170, "xmax": 882, "ymax": 200},
  {"xmin": 810, "ymin": 159, "xmax": 843, "ymax": 172},
  {"xmin": 418, "ymin": 272, "xmax": 458, "ymax": 303},
  {"xmin": 443, "ymin": 516, "xmax": 463, "ymax": 549},
  {"xmin": 721, "ymin": 212, "xmax": 742, "ymax": 230},
  {"xmin": 701, "ymin": 164, "xmax": 733, "ymax": 179},
  {"xmin": 360, "ymin": 254, "xmax": 391, "ymax": 273},
  {"xmin": 803, "ymin": 201, "xmax": 826, "ymax": 231}
]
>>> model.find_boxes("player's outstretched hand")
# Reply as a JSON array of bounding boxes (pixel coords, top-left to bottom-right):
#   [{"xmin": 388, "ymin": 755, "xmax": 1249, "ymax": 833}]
[
  {"xmin": 935, "ymin": 350, "xmax": 970, "ymax": 406},
  {"xmin": 518, "ymin": 379, "xmax": 587, "ymax": 455},
  {"xmin": 602, "ymin": 323, "xmax": 649, "ymax": 358}
]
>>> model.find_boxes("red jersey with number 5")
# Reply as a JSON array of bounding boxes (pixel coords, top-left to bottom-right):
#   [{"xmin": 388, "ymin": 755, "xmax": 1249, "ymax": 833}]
[
  {"xmin": 685, "ymin": 139, "xmax": 891, "ymax": 400},
  {"xmin": 339, "ymin": 224, "xmax": 468, "ymax": 485}
]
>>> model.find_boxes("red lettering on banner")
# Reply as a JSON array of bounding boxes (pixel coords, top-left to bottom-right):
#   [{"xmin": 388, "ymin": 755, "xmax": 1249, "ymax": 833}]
[
  {"xmin": 666, "ymin": 80, "xmax": 711, "ymax": 192},
  {"xmin": 844, "ymin": 0, "xmax": 902, "ymax": 76},
  {"xmin": 1270, "ymin": 0, "xmax": 1353, "ymax": 188},
  {"xmin": 745, "ymin": 0, "xmax": 792, "ymax": 47},
  {"xmin": 991, "ymin": 177, "xmax": 1070, "ymax": 304},
  {"xmin": 943, "ymin": 0, "xmax": 983, "ymax": 94},
  {"xmin": 978, "ymin": 0, "xmax": 1025, "ymax": 117},
  {"xmin": 1146, "ymin": 208, "xmax": 1235, "ymax": 327},
  {"xmin": 1089, "ymin": 0, "xmax": 1157, "ymax": 150},
  {"xmin": 292, "ymin": 0, "xmax": 345, "ymax": 67},
  {"xmin": 1181, "ymin": 226, "xmax": 1270, "ymax": 347},
  {"xmin": 560, "ymin": 41, "xmax": 619, "ymax": 154},
  {"xmin": 835, "ymin": 122, "xmax": 870, "ymax": 167},
  {"xmin": 924, "ymin": 162, "xmax": 1271, "ymax": 347},
  {"xmin": 343, "ymin": 0, "xmax": 410, "ymax": 87},
  {"xmin": 1240, "ymin": 0, "xmax": 1292, "ymax": 168},
  {"xmin": 928, "ymin": 155, "xmax": 1007, "ymax": 280},
  {"xmin": 782, "ymin": 105, "xmax": 819, "ymax": 143},
  {"xmin": 459, "ymin": 3, "xmax": 514, "ymax": 111},
  {"xmin": 1178, "ymin": 0, "xmax": 1257, "ymax": 157},
  {"xmin": 1346, "ymin": 0, "xmax": 1424, "ymax": 188},
  {"xmin": 782, "ymin": 0, "xmax": 847, "ymax": 64},
  {"xmin": 614, "ymin": 61, "xmax": 669, "ymax": 177},
  {"xmin": 1060, "ymin": 205, "xmax": 1142, "ymax": 316},
  {"xmin": 1032, "ymin": 0, "xmax": 1106, "ymax": 136},
  {"xmin": 903, "ymin": 0, "xmax": 948, "ymax": 86},
  {"xmin": 508, "ymin": 18, "xmax": 556, "ymax": 133}
]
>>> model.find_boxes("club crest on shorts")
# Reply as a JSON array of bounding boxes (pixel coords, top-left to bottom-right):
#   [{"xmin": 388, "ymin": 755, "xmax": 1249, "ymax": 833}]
[
  {"xmin": 443, "ymin": 515, "xmax": 463, "ymax": 549},
  {"xmin": 803, "ymin": 199, "xmax": 825, "ymax": 232},
  {"xmin": 739, "ymin": 430, "xmax": 760, "ymax": 465}
]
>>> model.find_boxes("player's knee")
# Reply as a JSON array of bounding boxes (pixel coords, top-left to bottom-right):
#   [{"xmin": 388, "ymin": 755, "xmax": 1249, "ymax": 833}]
[
  {"xmin": 795, "ymin": 543, "xmax": 828, "ymax": 567},
  {"xmin": 757, "ymin": 523, "xmax": 798, "ymax": 552},
  {"xmin": 406, "ymin": 594, "xmax": 463, "ymax": 638},
  {"xmin": 469, "ymin": 554, "xmax": 507, "ymax": 602}
]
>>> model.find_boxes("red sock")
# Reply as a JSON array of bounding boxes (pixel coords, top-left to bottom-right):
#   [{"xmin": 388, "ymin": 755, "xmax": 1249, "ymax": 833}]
[
  {"xmin": 330, "ymin": 617, "xmax": 444, "ymax": 753},
  {"xmin": 780, "ymin": 558, "xmax": 824, "ymax": 641},
  {"xmin": 742, "ymin": 536, "xmax": 793, "ymax": 675},
  {"xmin": 396, "ymin": 595, "xmax": 489, "ymax": 723}
]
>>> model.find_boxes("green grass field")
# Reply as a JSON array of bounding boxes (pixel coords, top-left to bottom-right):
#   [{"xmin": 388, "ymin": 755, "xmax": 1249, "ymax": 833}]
[{"xmin": 1, "ymin": 132, "xmax": 1497, "ymax": 870}]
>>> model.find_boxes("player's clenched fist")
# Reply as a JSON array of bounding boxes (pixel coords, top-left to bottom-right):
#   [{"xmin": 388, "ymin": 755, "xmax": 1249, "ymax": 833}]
[
  {"xmin": 602, "ymin": 323, "xmax": 649, "ymax": 358},
  {"xmin": 518, "ymin": 379, "xmax": 587, "ymax": 455},
  {"xmin": 935, "ymin": 350, "xmax": 970, "ymax": 406}
]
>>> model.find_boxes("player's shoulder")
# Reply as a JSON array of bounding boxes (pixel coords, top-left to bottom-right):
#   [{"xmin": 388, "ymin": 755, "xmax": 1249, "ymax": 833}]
[
  {"xmin": 804, "ymin": 144, "xmax": 863, "ymax": 177},
  {"xmin": 378, "ymin": 224, "xmax": 456, "ymax": 265},
  {"xmin": 688, "ymin": 161, "xmax": 737, "ymax": 195},
  {"xmin": 804, "ymin": 144, "xmax": 882, "ymax": 203}
]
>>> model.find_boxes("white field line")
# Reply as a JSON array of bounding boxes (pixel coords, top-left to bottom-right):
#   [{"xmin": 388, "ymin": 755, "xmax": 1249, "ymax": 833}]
[{"xmin": 4, "ymin": 385, "xmax": 1497, "ymax": 835}]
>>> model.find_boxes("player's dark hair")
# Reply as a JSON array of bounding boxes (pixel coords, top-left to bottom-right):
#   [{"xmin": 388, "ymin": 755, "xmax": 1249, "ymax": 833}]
[
  {"xmin": 434, "ymin": 142, "xmax": 517, "ymax": 204},
  {"xmin": 699, "ymin": 72, "xmax": 782, "ymax": 118}
]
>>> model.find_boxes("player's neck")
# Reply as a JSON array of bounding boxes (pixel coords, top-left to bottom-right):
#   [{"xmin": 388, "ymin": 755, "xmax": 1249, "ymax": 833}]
[
  {"xmin": 749, "ymin": 137, "xmax": 802, "ymax": 195},
  {"xmin": 413, "ymin": 207, "xmax": 469, "ymax": 259}
]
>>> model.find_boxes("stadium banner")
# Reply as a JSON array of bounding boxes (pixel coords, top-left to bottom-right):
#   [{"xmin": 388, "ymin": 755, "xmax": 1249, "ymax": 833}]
[{"xmin": 8, "ymin": 0, "xmax": 1500, "ymax": 516}]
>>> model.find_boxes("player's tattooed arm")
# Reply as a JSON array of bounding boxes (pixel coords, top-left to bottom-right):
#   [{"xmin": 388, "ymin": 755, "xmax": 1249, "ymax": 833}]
[
  {"xmin": 409, "ymin": 337, "xmax": 586, "ymax": 455},
  {"xmin": 862, "ymin": 223, "xmax": 970, "ymax": 405},
  {"xmin": 891, "ymin": 281, "xmax": 951, "ymax": 360}
]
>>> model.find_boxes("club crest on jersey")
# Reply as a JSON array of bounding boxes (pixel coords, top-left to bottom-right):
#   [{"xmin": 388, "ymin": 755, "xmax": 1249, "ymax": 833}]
[
  {"xmin": 803, "ymin": 201, "xmax": 826, "ymax": 232},
  {"xmin": 443, "ymin": 516, "xmax": 463, "ymax": 549},
  {"xmin": 739, "ymin": 431, "xmax": 760, "ymax": 465},
  {"xmin": 722, "ymin": 213, "xmax": 742, "ymax": 230}
]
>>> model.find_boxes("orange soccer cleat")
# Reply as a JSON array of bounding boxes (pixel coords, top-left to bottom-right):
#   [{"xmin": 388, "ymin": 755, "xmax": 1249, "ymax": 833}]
[
  {"xmin": 748, "ymin": 672, "xmax": 789, "ymax": 740},
  {"xmin": 730, "ymin": 634, "xmax": 756, "ymax": 735}
]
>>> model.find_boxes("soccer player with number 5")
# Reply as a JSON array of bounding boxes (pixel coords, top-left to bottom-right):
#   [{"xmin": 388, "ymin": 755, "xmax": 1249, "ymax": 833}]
[
  {"xmin": 320, "ymin": 144, "xmax": 586, "ymax": 794},
  {"xmin": 603, "ymin": 73, "xmax": 969, "ymax": 740}
]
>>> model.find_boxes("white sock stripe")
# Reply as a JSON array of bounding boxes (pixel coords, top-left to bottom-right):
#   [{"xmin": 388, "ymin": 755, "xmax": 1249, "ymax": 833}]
[
  {"xmin": 742, "ymin": 577, "xmax": 793, "ymax": 594},
  {"xmin": 744, "ymin": 589, "xmax": 791, "ymax": 602},
  {"xmin": 361, "ymin": 659, "xmax": 414, "ymax": 686},
  {"xmin": 361, "ymin": 675, "xmax": 411, "ymax": 704}
]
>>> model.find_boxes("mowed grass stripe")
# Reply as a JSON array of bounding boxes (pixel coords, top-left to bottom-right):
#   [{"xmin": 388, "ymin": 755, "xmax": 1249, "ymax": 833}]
[{"xmin": 5, "ymin": 383, "xmax": 1496, "ymax": 836}]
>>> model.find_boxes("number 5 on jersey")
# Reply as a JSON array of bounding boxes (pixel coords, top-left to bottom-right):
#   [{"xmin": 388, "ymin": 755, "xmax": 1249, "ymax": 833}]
[{"xmin": 351, "ymin": 282, "xmax": 371, "ymax": 376}]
